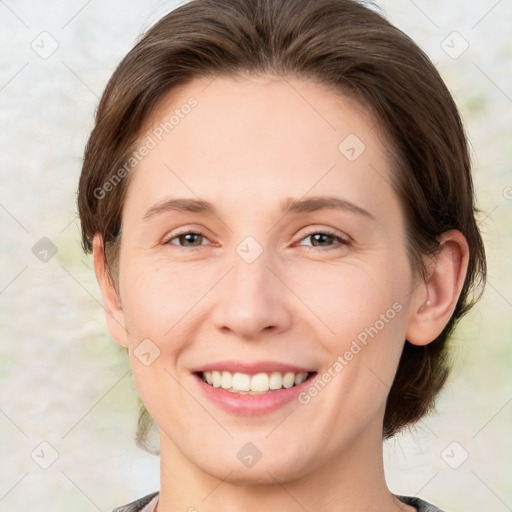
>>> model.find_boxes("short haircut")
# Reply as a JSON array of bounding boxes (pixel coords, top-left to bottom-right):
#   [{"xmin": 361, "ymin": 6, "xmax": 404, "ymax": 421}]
[{"xmin": 77, "ymin": 0, "xmax": 486, "ymax": 441}]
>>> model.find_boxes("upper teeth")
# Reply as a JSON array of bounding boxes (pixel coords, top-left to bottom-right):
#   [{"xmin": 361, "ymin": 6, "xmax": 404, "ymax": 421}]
[{"xmin": 201, "ymin": 371, "xmax": 309, "ymax": 394}]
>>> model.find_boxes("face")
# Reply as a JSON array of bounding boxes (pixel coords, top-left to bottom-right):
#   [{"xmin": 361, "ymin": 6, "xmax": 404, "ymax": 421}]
[{"xmin": 109, "ymin": 75, "xmax": 422, "ymax": 482}]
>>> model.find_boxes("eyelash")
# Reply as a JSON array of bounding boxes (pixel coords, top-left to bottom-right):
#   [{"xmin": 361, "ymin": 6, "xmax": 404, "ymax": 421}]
[
  {"xmin": 297, "ymin": 228, "xmax": 350, "ymax": 251},
  {"xmin": 162, "ymin": 229, "xmax": 350, "ymax": 252}
]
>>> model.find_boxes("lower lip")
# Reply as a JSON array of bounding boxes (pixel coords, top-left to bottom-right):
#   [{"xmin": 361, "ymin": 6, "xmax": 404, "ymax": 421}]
[{"xmin": 193, "ymin": 372, "xmax": 317, "ymax": 416}]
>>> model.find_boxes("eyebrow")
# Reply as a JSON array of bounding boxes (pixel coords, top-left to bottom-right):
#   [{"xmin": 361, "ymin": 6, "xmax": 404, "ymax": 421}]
[
  {"xmin": 143, "ymin": 198, "xmax": 217, "ymax": 220},
  {"xmin": 142, "ymin": 195, "xmax": 374, "ymax": 221},
  {"xmin": 280, "ymin": 196, "xmax": 374, "ymax": 219}
]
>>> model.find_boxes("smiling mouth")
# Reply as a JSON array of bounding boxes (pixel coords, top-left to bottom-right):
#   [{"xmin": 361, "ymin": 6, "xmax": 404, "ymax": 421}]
[{"xmin": 197, "ymin": 370, "xmax": 316, "ymax": 394}]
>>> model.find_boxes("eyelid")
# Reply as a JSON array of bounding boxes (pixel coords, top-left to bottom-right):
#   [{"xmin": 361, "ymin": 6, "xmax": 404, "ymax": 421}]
[
  {"xmin": 298, "ymin": 226, "xmax": 351, "ymax": 242},
  {"xmin": 162, "ymin": 227, "xmax": 214, "ymax": 248},
  {"xmin": 294, "ymin": 227, "xmax": 351, "ymax": 250}
]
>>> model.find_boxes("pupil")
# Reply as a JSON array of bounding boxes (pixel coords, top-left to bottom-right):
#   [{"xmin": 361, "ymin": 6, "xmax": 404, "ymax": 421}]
[
  {"xmin": 182, "ymin": 233, "xmax": 201, "ymax": 246},
  {"xmin": 312, "ymin": 233, "xmax": 331, "ymax": 246}
]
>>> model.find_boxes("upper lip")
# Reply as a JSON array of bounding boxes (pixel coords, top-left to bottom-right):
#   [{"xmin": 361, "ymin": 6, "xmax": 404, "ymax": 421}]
[{"xmin": 192, "ymin": 360, "xmax": 316, "ymax": 375}]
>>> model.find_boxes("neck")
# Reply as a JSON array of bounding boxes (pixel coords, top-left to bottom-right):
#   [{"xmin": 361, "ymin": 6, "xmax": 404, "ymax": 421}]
[{"xmin": 155, "ymin": 423, "xmax": 413, "ymax": 512}]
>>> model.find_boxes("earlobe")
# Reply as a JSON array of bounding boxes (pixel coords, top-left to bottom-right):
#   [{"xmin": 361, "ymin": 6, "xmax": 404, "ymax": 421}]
[
  {"xmin": 92, "ymin": 234, "xmax": 129, "ymax": 348},
  {"xmin": 406, "ymin": 230, "xmax": 469, "ymax": 346}
]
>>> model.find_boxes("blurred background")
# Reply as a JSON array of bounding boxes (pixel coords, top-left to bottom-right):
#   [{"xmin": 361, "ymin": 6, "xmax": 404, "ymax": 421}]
[{"xmin": 0, "ymin": 1, "xmax": 510, "ymax": 510}]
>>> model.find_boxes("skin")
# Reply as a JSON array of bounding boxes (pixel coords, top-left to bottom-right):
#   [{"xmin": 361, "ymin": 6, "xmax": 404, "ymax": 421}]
[{"xmin": 93, "ymin": 74, "xmax": 469, "ymax": 512}]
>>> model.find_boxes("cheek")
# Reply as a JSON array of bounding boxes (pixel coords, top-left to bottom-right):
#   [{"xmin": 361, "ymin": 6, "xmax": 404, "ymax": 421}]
[
  {"xmin": 120, "ymin": 257, "xmax": 217, "ymax": 341},
  {"xmin": 285, "ymin": 259, "xmax": 409, "ymax": 343},
  {"xmin": 285, "ymin": 258, "xmax": 412, "ymax": 409},
  {"xmin": 289, "ymin": 263, "xmax": 410, "ymax": 432}
]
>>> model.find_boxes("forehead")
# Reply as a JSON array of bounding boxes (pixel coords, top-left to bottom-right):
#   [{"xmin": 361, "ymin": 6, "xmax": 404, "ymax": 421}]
[{"xmin": 125, "ymin": 74, "xmax": 397, "ymax": 222}]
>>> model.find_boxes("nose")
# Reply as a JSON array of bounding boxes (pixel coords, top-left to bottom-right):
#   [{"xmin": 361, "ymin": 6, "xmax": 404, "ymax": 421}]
[{"xmin": 210, "ymin": 249, "xmax": 293, "ymax": 340}]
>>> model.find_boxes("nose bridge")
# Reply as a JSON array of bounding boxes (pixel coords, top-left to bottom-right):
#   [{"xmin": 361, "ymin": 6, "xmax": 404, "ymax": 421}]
[
  {"xmin": 231, "ymin": 244, "xmax": 270, "ymax": 297},
  {"xmin": 210, "ymin": 239, "xmax": 292, "ymax": 338}
]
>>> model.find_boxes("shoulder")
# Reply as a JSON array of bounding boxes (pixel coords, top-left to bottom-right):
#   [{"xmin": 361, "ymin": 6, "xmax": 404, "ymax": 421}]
[
  {"xmin": 397, "ymin": 495, "xmax": 447, "ymax": 512},
  {"xmin": 110, "ymin": 491, "xmax": 159, "ymax": 512}
]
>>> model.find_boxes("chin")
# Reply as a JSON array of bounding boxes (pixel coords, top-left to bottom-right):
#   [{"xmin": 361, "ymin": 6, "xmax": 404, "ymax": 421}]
[{"xmin": 192, "ymin": 449, "xmax": 314, "ymax": 485}]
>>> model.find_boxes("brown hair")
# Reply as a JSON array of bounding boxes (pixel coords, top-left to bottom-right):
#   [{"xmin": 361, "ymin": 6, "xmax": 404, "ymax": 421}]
[{"xmin": 77, "ymin": 0, "xmax": 486, "ymax": 441}]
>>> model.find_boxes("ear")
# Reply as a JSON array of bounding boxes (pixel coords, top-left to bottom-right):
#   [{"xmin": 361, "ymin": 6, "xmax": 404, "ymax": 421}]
[
  {"xmin": 406, "ymin": 230, "xmax": 469, "ymax": 346},
  {"xmin": 92, "ymin": 234, "xmax": 129, "ymax": 348}
]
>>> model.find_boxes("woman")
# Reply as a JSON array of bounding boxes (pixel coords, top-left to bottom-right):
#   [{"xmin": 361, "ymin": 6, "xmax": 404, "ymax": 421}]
[{"xmin": 77, "ymin": 0, "xmax": 486, "ymax": 510}]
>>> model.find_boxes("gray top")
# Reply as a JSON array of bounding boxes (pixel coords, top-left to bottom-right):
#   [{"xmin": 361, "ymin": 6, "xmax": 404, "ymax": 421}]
[{"xmin": 111, "ymin": 492, "xmax": 445, "ymax": 511}]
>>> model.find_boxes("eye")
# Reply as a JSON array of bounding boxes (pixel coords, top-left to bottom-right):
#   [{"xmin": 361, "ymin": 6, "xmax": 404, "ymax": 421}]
[
  {"xmin": 162, "ymin": 229, "xmax": 349, "ymax": 251},
  {"xmin": 163, "ymin": 231, "xmax": 210, "ymax": 249},
  {"xmin": 296, "ymin": 229, "xmax": 350, "ymax": 251}
]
